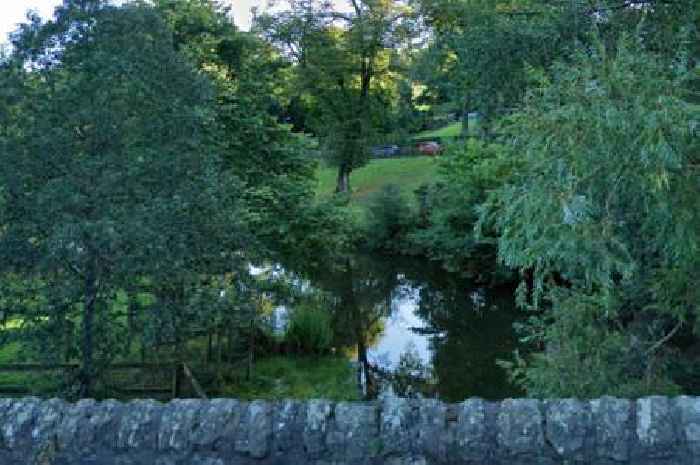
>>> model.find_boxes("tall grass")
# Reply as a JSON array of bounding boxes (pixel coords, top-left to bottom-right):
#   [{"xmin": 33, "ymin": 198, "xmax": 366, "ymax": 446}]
[{"xmin": 285, "ymin": 306, "xmax": 333, "ymax": 354}]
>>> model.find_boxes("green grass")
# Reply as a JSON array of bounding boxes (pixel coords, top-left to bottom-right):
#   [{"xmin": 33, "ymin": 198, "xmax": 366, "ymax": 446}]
[
  {"xmin": 413, "ymin": 117, "xmax": 481, "ymax": 140},
  {"xmin": 316, "ymin": 157, "xmax": 438, "ymax": 206},
  {"xmin": 220, "ymin": 355, "xmax": 360, "ymax": 401},
  {"xmin": 0, "ymin": 333, "xmax": 359, "ymax": 400},
  {"xmin": 0, "ymin": 341, "xmax": 62, "ymax": 395},
  {"xmin": 414, "ymin": 121, "xmax": 463, "ymax": 140}
]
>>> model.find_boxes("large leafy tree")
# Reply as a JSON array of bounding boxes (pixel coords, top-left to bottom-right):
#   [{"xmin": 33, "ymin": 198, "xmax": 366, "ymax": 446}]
[
  {"xmin": 414, "ymin": 0, "xmax": 699, "ymax": 135},
  {"xmin": 154, "ymin": 0, "xmax": 318, "ymax": 260},
  {"xmin": 0, "ymin": 0, "xmax": 241, "ymax": 397},
  {"xmin": 483, "ymin": 34, "xmax": 699, "ymax": 397},
  {"xmin": 414, "ymin": 0, "xmax": 568, "ymax": 135},
  {"xmin": 258, "ymin": 0, "xmax": 417, "ymax": 193}
]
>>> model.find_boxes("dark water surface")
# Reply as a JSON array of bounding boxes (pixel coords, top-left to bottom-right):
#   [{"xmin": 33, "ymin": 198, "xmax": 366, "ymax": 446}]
[{"xmin": 285, "ymin": 254, "xmax": 524, "ymax": 401}]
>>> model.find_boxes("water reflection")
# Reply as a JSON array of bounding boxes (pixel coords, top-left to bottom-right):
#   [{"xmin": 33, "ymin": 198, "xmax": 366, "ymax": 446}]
[
  {"xmin": 368, "ymin": 285, "xmax": 432, "ymax": 369},
  {"xmin": 283, "ymin": 254, "xmax": 523, "ymax": 401}
]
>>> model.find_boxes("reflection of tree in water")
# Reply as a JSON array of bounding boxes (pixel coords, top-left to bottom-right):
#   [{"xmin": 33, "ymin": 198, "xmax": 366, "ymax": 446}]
[
  {"xmin": 291, "ymin": 253, "xmax": 522, "ymax": 400},
  {"xmin": 380, "ymin": 342, "xmax": 433, "ymax": 398},
  {"xmin": 408, "ymin": 272, "xmax": 524, "ymax": 401},
  {"xmin": 297, "ymin": 254, "xmax": 406, "ymax": 398}
]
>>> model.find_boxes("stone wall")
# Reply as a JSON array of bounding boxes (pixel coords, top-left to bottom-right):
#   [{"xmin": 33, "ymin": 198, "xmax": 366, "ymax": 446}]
[{"xmin": 0, "ymin": 396, "xmax": 698, "ymax": 465}]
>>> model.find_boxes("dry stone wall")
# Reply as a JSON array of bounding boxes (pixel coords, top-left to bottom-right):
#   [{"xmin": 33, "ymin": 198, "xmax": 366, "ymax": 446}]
[{"xmin": 0, "ymin": 396, "xmax": 698, "ymax": 465}]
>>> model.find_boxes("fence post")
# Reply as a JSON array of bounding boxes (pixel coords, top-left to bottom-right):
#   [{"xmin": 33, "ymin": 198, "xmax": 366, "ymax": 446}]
[{"xmin": 171, "ymin": 363, "xmax": 183, "ymax": 398}]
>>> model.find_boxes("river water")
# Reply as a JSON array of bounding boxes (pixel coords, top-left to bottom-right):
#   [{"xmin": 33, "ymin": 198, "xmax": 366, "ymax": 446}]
[{"xmin": 268, "ymin": 254, "xmax": 523, "ymax": 401}]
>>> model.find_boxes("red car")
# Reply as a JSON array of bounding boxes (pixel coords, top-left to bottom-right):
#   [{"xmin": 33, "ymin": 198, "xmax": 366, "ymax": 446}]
[{"xmin": 416, "ymin": 141, "xmax": 441, "ymax": 155}]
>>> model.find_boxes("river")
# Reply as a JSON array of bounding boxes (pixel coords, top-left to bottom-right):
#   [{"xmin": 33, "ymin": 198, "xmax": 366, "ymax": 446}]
[{"xmin": 267, "ymin": 253, "xmax": 523, "ymax": 401}]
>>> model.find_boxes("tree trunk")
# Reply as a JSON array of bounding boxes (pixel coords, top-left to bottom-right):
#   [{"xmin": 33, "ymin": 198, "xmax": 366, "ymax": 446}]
[
  {"xmin": 140, "ymin": 335, "xmax": 146, "ymax": 364},
  {"xmin": 336, "ymin": 164, "xmax": 351, "ymax": 193},
  {"xmin": 172, "ymin": 283, "xmax": 186, "ymax": 397},
  {"xmin": 227, "ymin": 327, "xmax": 233, "ymax": 362},
  {"xmin": 63, "ymin": 316, "xmax": 73, "ymax": 363},
  {"xmin": 217, "ymin": 327, "xmax": 223, "ymax": 364},
  {"xmin": 246, "ymin": 319, "xmax": 256, "ymax": 381},
  {"xmin": 126, "ymin": 290, "xmax": 136, "ymax": 356},
  {"xmin": 172, "ymin": 363, "xmax": 183, "ymax": 398},
  {"xmin": 79, "ymin": 260, "xmax": 98, "ymax": 398},
  {"xmin": 206, "ymin": 329, "xmax": 213, "ymax": 365},
  {"xmin": 461, "ymin": 96, "xmax": 470, "ymax": 137},
  {"xmin": 357, "ymin": 340, "xmax": 377, "ymax": 399}
]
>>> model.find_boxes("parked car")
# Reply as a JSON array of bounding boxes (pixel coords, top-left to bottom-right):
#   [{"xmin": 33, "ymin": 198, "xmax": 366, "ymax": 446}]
[
  {"xmin": 416, "ymin": 141, "xmax": 441, "ymax": 156},
  {"xmin": 371, "ymin": 144, "xmax": 400, "ymax": 158}
]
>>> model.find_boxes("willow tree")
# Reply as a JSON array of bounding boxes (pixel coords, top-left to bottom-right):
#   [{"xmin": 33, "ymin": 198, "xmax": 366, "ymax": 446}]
[
  {"xmin": 0, "ymin": 1, "xmax": 241, "ymax": 397},
  {"xmin": 483, "ymin": 34, "xmax": 700, "ymax": 397}
]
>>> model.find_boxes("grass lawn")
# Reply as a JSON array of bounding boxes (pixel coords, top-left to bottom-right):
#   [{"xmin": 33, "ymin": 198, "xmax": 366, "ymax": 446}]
[
  {"xmin": 413, "ymin": 117, "xmax": 480, "ymax": 140},
  {"xmin": 414, "ymin": 121, "xmax": 463, "ymax": 140},
  {"xmin": 220, "ymin": 355, "xmax": 360, "ymax": 401},
  {"xmin": 316, "ymin": 156, "xmax": 438, "ymax": 207},
  {"xmin": 0, "ymin": 341, "xmax": 62, "ymax": 395}
]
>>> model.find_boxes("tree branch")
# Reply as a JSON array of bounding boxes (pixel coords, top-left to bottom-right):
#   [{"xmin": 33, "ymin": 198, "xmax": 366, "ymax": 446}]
[{"xmin": 645, "ymin": 319, "xmax": 683, "ymax": 356}]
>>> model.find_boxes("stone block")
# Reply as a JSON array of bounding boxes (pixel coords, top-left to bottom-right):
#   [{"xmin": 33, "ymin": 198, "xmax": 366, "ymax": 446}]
[
  {"xmin": 634, "ymin": 396, "xmax": 677, "ymax": 460},
  {"xmin": 496, "ymin": 398, "xmax": 544, "ymax": 458},
  {"xmin": 380, "ymin": 396, "xmax": 413, "ymax": 457},
  {"xmin": 545, "ymin": 398, "xmax": 591, "ymax": 460},
  {"xmin": 452, "ymin": 398, "xmax": 491, "ymax": 464},
  {"xmin": 303, "ymin": 400, "xmax": 333, "ymax": 459},
  {"xmin": 675, "ymin": 396, "xmax": 700, "ymax": 456},
  {"xmin": 590, "ymin": 396, "xmax": 632, "ymax": 462},
  {"xmin": 157, "ymin": 399, "xmax": 203, "ymax": 451},
  {"xmin": 115, "ymin": 399, "xmax": 163, "ymax": 450},
  {"xmin": 191, "ymin": 398, "xmax": 242, "ymax": 451}
]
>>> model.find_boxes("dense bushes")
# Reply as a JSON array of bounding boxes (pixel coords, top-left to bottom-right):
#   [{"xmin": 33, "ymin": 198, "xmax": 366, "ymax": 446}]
[
  {"xmin": 285, "ymin": 305, "xmax": 334, "ymax": 354},
  {"xmin": 364, "ymin": 184, "xmax": 417, "ymax": 253},
  {"xmin": 361, "ymin": 139, "xmax": 517, "ymax": 284},
  {"xmin": 409, "ymin": 139, "xmax": 517, "ymax": 282}
]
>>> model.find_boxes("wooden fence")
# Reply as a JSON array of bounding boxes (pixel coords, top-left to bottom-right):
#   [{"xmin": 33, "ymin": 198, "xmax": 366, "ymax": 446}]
[{"xmin": 0, "ymin": 362, "xmax": 215, "ymax": 399}]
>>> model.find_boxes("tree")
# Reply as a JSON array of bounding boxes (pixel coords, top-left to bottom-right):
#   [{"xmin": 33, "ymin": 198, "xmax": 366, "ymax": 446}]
[
  {"xmin": 257, "ymin": 0, "xmax": 417, "ymax": 193},
  {"xmin": 154, "ymin": 0, "xmax": 318, "ymax": 261},
  {"xmin": 482, "ymin": 33, "xmax": 699, "ymax": 397},
  {"xmin": 0, "ymin": 1, "xmax": 241, "ymax": 397},
  {"xmin": 414, "ymin": 0, "xmax": 567, "ymax": 136}
]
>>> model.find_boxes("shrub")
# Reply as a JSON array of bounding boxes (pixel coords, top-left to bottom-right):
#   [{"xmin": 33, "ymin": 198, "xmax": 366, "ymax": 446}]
[
  {"xmin": 409, "ymin": 139, "xmax": 517, "ymax": 281},
  {"xmin": 285, "ymin": 305, "xmax": 334, "ymax": 354},
  {"xmin": 365, "ymin": 184, "xmax": 416, "ymax": 253}
]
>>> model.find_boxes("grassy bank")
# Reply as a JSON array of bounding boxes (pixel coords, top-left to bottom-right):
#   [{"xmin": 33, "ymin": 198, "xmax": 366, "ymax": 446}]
[
  {"xmin": 316, "ymin": 157, "xmax": 438, "ymax": 206},
  {"xmin": 220, "ymin": 355, "xmax": 359, "ymax": 401},
  {"xmin": 413, "ymin": 116, "xmax": 482, "ymax": 140},
  {"xmin": 0, "ymin": 338, "xmax": 360, "ymax": 400},
  {"xmin": 414, "ymin": 121, "xmax": 463, "ymax": 139}
]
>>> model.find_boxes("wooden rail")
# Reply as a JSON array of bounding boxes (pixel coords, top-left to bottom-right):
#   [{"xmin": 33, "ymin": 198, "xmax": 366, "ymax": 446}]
[
  {"xmin": 0, "ymin": 362, "xmax": 215, "ymax": 399},
  {"xmin": 0, "ymin": 363, "xmax": 175, "ymax": 371}
]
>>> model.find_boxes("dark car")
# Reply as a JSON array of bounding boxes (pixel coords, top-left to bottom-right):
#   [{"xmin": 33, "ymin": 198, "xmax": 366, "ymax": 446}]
[{"xmin": 371, "ymin": 144, "xmax": 400, "ymax": 157}]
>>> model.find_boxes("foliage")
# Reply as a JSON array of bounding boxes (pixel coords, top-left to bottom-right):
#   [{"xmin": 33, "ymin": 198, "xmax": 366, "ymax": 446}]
[
  {"xmin": 364, "ymin": 184, "xmax": 416, "ymax": 253},
  {"xmin": 483, "ymin": 34, "xmax": 699, "ymax": 397},
  {"xmin": 285, "ymin": 305, "xmax": 334, "ymax": 354},
  {"xmin": 413, "ymin": 0, "xmax": 566, "ymax": 135},
  {"xmin": 409, "ymin": 139, "xmax": 517, "ymax": 281},
  {"xmin": 499, "ymin": 290, "xmax": 682, "ymax": 399},
  {"xmin": 257, "ymin": 0, "xmax": 419, "ymax": 192},
  {"xmin": 153, "ymin": 0, "xmax": 318, "ymax": 264},
  {"xmin": 220, "ymin": 355, "xmax": 359, "ymax": 401},
  {"xmin": 0, "ymin": 1, "xmax": 242, "ymax": 396}
]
